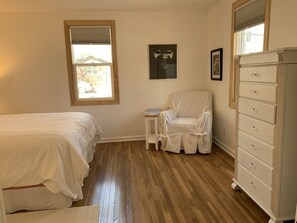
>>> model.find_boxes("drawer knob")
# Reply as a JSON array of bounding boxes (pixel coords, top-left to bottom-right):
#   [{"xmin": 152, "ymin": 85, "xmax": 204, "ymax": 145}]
[
  {"xmin": 251, "ymin": 125, "xmax": 258, "ymax": 131},
  {"xmin": 249, "ymin": 162, "xmax": 256, "ymax": 168},
  {"xmin": 251, "ymin": 73, "xmax": 260, "ymax": 78},
  {"xmin": 250, "ymin": 107, "xmax": 258, "ymax": 112},
  {"xmin": 250, "ymin": 181, "xmax": 256, "ymax": 188},
  {"xmin": 250, "ymin": 144, "xmax": 257, "ymax": 150},
  {"xmin": 251, "ymin": 90, "xmax": 259, "ymax": 95}
]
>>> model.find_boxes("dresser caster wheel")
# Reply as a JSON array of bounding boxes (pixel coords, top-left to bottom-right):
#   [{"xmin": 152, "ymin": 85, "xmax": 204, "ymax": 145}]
[{"xmin": 231, "ymin": 182, "xmax": 240, "ymax": 191}]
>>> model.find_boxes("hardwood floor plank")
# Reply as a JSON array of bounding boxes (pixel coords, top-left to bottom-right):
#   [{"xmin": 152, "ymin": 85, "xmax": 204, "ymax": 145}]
[{"xmin": 73, "ymin": 141, "xmax": 270, "ymax": 223}]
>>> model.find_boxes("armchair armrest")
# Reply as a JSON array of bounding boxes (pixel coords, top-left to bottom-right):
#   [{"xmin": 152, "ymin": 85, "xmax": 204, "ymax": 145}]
[
  {"xmin": 158, "ymin": 109, "xmax": 177, "ymax": 134},
  {"xmin": 161, "ymin": 109, "xmax": 177, "ymax": 121},
  {"xmin": 197, "ymin": 110, "xmax": 212, "ymax": 133}
]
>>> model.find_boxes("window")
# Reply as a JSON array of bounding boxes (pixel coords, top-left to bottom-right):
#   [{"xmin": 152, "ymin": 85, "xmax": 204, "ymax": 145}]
[
  {"xmin": 64, "ymin": 20, "xmax": 119, "ymax": 105},
  {"xmin": 236, "ymin": 23, "xmax": 264, "ymax": 55},
  {"xmin": 229, "ymin": 0, "xmax": 271, "ymax": 108}
]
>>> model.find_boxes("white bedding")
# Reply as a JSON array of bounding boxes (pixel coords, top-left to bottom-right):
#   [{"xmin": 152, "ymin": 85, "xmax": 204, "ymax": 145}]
[{"xmin": 0, "ymin": 112, "xmax": 102, "ymax": 201}]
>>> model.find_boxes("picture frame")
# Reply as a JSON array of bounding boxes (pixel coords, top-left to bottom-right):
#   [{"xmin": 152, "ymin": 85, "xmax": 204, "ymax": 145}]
[
  {"xmin": 211, "ymin": 48, "xmax": 223, "ymax": 81},
  {"xmin": 0, "ymin": 186, "xmax": 6, "ymax": 223},
  {"xmin": 149, "ymin": 44, "xmax": 177, "ymax": 79}
]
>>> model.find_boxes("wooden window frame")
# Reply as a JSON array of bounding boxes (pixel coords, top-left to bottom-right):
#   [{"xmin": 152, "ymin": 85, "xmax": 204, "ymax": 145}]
[{"xmin": 64, "ymin": 20, "xmax": 119, "ymax": 106}]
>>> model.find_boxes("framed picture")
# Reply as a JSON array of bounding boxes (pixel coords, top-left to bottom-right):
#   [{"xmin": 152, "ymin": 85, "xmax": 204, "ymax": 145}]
[
  {"xmin": 0, "ymin": 186, "xmax": 6, "ymax": 223},
  {"xmin": 211, "ymin": 48, "xmax": 223, "ymax": 81},
  {"xmin": 149, "ymin": 44, "xmax": 177, "ymax": 79}
]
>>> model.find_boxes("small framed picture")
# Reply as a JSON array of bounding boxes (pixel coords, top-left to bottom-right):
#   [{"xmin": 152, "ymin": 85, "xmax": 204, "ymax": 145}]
[
  {"xmin": 149, "ymin": 44, "xmax": 177, "ymax": 79},
  {"xmin": 211, "ymin": 48, "xmax": 223, "ymax": 81}
]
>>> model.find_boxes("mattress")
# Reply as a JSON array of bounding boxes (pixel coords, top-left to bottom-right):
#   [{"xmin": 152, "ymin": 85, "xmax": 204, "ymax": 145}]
[{"xmin": 0, "ymin": 112, "xmax": 102, "ymax": 202}]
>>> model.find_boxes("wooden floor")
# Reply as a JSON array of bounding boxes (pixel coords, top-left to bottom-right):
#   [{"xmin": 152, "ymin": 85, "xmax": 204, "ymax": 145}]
[{"xmin": 72, "ymin": 141, "xmax": 270, "ymax": 223}]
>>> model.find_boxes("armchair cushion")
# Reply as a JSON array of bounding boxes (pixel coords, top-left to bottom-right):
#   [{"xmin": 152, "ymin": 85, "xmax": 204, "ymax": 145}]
[{"xmin": 167, "ymin": 118, "xmax": 200, "ymax": 133}]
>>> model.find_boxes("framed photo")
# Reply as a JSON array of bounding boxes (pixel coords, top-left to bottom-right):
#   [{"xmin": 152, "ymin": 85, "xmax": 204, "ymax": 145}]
[
  {"xmin": 211, "ymin": 48, "xmax": 223, "ymax": 81},
  {"xmin": 0, "ymin": 187, "xmax": 6, "ymax": 223},
  {"xmin": 149, "ymin": 44, "xmax": 177, "ymax": 79}
]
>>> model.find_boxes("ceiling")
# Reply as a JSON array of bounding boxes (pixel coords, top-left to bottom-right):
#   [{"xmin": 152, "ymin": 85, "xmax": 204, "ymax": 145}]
[{"xmin": 0, "ymin": 0, "xmax": 222, "ymax": 12}]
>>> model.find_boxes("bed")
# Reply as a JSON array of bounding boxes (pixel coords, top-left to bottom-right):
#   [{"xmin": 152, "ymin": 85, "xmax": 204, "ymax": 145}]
[{"xmin": 0, "ymin": 112, "xmax": 102, "ymax": 213}]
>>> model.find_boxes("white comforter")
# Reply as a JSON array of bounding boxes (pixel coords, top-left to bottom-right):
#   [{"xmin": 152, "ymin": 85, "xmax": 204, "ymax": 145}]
[{"xmin": 0, "ymin": 112, "xmax": 102, "ymax": 200}]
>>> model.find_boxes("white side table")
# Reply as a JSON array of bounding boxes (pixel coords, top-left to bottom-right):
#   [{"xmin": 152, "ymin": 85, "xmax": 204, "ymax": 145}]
[{"xmin": 144, "ymin": 109, "xmax": 162, "ymax": 150}]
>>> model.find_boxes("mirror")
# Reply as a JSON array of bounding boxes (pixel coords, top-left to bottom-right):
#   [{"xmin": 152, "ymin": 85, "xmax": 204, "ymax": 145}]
[
  {"xmin": 64, "ymin": 20, "xmax": 119, "ymax": 105},
  {"xmin": 229, "ymin": 0, "xmax": 271, "ymax": 108}
]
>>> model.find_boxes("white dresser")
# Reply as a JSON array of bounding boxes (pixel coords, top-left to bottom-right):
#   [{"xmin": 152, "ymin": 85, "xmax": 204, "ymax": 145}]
[{"xmin": 232, "ymin": 48, "xmax": 297, "ymax": 223}]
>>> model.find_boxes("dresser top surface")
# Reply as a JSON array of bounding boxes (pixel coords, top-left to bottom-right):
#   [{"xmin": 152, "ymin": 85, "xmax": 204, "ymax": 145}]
[{"xmin": 239, "ymin": 47, "xmax": 297, "ymax": 66}]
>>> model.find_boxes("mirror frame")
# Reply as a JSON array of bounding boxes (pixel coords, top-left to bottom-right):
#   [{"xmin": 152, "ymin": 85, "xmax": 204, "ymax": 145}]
[
  {"xmin": 64, "ymin": 20, "xmax": 119, "ymax": 106},
  {"xmin": 229, "ymin": 0, "xmax": 271, "ymax": 108}
]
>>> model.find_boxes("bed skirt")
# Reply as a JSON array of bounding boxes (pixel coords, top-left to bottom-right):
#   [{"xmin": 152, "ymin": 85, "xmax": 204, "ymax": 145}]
[{"xmin": 3, "ymin": 186, "xmax": 72, "ymax": 214}]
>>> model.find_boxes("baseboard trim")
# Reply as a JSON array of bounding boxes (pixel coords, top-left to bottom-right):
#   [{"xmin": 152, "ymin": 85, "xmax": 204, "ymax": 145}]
[
  {"xmin": 99, "ymin": 135, "xmax": 145, "ymax": 143},
  {"xmin": 99, "ymin": 135, "xmax": 234, "ymax": 157},
  {"xmin": 213, "ymin": 138, "xmax": 235, "ymax": 158}
]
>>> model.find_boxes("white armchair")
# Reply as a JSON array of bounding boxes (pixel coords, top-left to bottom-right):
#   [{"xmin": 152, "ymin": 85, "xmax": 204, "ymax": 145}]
[{"xmin": 159, "ymin": 91, "xmax": 213, "ymax": 154}]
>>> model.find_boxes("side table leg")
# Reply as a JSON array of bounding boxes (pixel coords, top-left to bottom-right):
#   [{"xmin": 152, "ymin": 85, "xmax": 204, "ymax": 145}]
[
  {"xmin": 145, "ymin": 118, "xmax": 149, "ymax": 150},
  {"xmin": 154, "ymin": 117, "xmax": 158, "ymax": 150}
]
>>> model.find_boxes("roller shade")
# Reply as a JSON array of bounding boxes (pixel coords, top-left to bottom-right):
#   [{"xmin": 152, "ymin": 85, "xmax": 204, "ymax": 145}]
[
  {"xmin": 70, "ymin": 27, "xmax": 111, "ymax": 44},
  {"xmin": 235, "ymin": 0, "xmax": 265, "ymax": 32}
]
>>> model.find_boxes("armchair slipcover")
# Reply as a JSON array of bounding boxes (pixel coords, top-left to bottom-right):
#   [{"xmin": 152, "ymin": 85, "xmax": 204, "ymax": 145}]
[{"xmin": 159, "ymin": 91, "xmax": 213, "ymax": 154}]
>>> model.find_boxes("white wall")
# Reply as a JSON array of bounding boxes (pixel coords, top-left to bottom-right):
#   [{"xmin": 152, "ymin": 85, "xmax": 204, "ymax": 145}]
[
  {"xmin": 207, "ymin": 0, "xmax": 236, "ymax": 155},
  {"xmin": 0, "ymin": 10, "xmax": 208, "ymax": 140},
  {"xmin": 269, "ymin": 0, "xmax": 297, "ymax": 50},
  {"xmin": 207, "ymin": 0, "xmax": 297, "ymax": 155}
]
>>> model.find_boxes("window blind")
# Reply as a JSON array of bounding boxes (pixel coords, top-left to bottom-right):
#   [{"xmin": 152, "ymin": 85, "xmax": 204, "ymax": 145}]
[
  {"xmin": 235, "ymin": 0, "xmax": 265, "ymax": 32},
  {"xmin": 70, "ymin": 27, "xmax": 111, "ymax": 44}
]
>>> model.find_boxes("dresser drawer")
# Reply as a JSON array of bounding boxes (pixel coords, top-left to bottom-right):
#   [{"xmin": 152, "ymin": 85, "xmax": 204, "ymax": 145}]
[
  {"xmin": 239, "ymin": 83, "xmax": 277, "ymax": 103},
  {"xmin": 240, "ymin": 66, "xmax": 277, "ymax": 83},
  {"xmin": 239, "ymin": 114, "xmax": 275, "ymax": 145},
  {"xmin": 238, "ymin": 131, "xmax": 274, "ymax": 166},
  {"xmin": 239, "ymin": 98, "xmax": 276, "ymax": 124},
  {"xmin": 238, "ymin": 165, "xmax": 272, "ymax": 209},
  {"xmin": 238, "ymin": 148, "xmax": 273, "ymax": 186}
]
